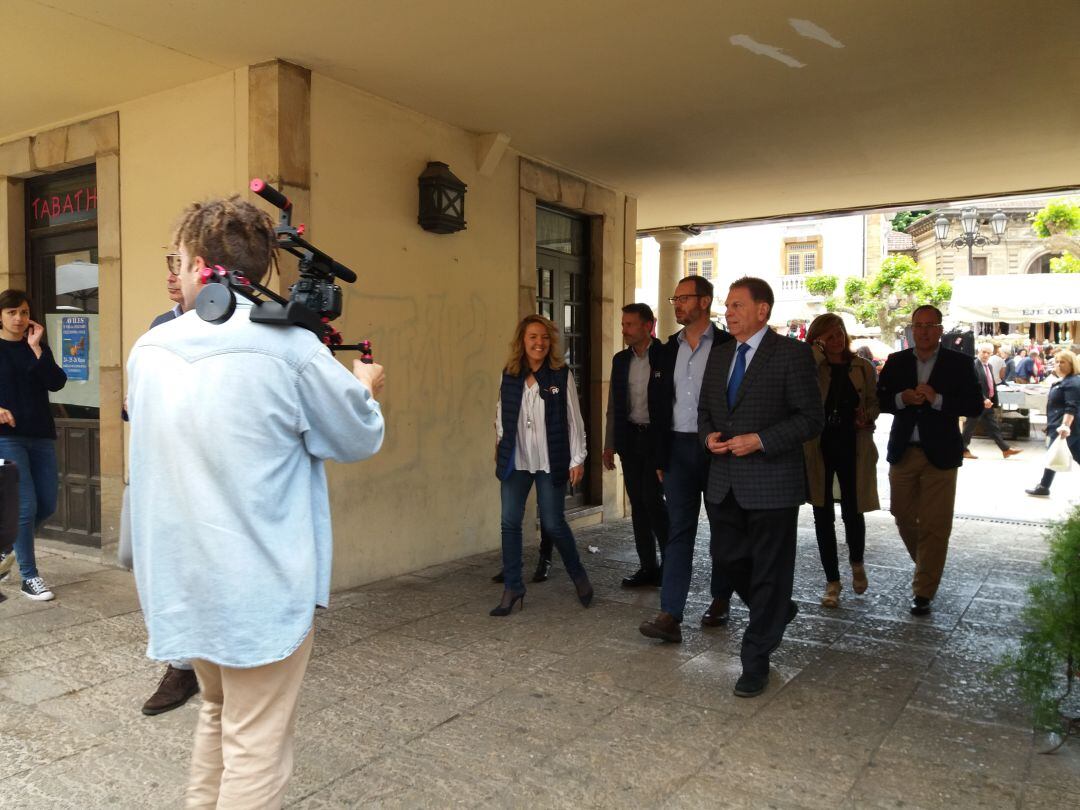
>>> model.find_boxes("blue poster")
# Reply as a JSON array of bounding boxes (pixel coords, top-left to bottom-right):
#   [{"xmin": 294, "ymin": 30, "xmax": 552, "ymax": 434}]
[{"xmin": 61, "ymin": 317, "xmax": 90, "ymax": 381}]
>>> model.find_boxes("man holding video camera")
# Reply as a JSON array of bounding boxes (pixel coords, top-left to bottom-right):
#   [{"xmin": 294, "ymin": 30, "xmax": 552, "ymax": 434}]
[{"xmin": 127, "ymin": 196, "xmax": 384, "ymax": 808}]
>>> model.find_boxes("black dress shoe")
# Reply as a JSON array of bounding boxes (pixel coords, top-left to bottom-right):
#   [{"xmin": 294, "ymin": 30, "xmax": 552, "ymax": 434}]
[
  {"xmin": 622, "ymin": 568, "xmax": 661, "ymax": 588},
  {"xmin": 531, "ymin": 557, "xmax": 552, "ymax": 583},
  {"xmin": 910, "ymin": 596, "xmax": 932, "ymax": 616},
  {"xmin": 733, "ymin": 671, "xmax": 768, "ymax": 698},
  {"xmin": 700, "ymin": 597, "xmax": 730, "ymax": 627},
  {"xmin": 1026, "ymin": 485, "xmax": 1051, "ymax": 497}
]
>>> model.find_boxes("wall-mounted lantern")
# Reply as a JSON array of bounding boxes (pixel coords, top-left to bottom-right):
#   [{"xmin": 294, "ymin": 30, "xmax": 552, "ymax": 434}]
[{"xmin": 418, "ymin": 161, "xmax": 467, "ymax": 234}]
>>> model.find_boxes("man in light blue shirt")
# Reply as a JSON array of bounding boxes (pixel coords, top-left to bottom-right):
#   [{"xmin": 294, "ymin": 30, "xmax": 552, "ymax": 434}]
[{"xmin": 128, "ymin": 197, "xmax": 385, "ymax": 807}]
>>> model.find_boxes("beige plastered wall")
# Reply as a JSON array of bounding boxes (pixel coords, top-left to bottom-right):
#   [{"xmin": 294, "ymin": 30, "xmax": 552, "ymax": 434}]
[
  {"xmin": 0, "ymin": 66, "xmax": 637, "ymax": 587},
  {"xmin": 310, "ymin": 74, "xmax": 635, "ymax": 589}
]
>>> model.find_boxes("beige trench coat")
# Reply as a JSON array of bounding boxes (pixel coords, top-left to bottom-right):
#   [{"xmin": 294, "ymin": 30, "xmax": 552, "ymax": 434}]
[{"xmin": 803, "ymin": 349, "xmax": 881, "ymax": 512}]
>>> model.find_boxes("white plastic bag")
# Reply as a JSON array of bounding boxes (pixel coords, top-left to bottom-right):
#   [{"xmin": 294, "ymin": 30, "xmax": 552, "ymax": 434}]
[{"xmin": 1045, "ymin": 437, "xmax": 1073, "ymax": 473}]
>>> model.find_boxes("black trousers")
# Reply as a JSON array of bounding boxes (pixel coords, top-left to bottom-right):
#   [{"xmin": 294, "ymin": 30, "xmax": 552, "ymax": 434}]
[
  {"xmin": 812, "ymin": 432, "xmax": 865, "ymax": 582},
  {"xmin": 619, "ymin": 428, "xmax": 669, "ymax": 571},
  {"xmin": 706, "ymin": 492, "xmax": 798, "ymax": 677},
  {"xmin": 961, "ymin": 406, "xmax": 1009, "ymax": 451}
]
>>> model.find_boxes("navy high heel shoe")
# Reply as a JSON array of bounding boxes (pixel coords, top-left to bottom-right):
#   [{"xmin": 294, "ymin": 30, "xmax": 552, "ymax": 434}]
[
  {"xmin": 489, "ymin": 590, "xmax": 525, "ymax": 616},
  {"xmin": 573, "ymin": 576, "xmax": 594, "ymax": 608}
]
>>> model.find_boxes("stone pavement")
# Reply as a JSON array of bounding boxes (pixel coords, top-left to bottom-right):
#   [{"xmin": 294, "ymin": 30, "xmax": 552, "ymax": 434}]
[{"xmin": 3, "ymin": 504, "xmax": 1080, "ymax": 809}]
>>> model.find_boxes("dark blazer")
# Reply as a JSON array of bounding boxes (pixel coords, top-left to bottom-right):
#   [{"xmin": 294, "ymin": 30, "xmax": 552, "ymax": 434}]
[
  {"xmin": 877, "ymin": 346, "xmax": 984, "ymax": 470},
  {"xmin": 1046, "ymin": 374, "xmax": 1080, "ymax": 463},
  {"xmin": 698, "ymin": 329, "xmax": 824, "ymax": 510},
  {"xmin": 608, "ymin": 338, "xmax": 666, "ymax": 457},
  {"xmin": 972, "ymin": 357, "xmax": 998, "ymax": 405},
  {"xmin": 650, "ymin": 324, "xmax": 734, "ymax": 471},
  {"xmin": 149, "ymin": 306, "xmax": 181, "ymax": 330}
]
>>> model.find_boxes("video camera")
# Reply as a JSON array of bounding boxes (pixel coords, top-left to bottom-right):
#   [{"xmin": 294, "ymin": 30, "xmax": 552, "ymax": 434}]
[{"xmin": 195, "ymin": 179, "xmax": 372, "ymax": 360}]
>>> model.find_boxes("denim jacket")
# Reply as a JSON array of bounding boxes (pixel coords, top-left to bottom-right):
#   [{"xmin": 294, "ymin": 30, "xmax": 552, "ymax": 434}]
[{"xmin": 126, "ymin": 302, "xmax": 384, "ymax": 667}]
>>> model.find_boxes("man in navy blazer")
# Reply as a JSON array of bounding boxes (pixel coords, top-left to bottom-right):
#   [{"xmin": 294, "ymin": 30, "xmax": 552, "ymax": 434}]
[
  {"xmin": 639, "ymin": 276, "xmax": 736, "ymax": 644},
  {"xmin": 603, "ymin": 304, "xmax": 669, "ymax": 587},
  {"xmin": 877, "ymin": 305, "xmax": 984, "ymax": 617},
  {"xmin": 697, "ymin": 277, "xmax": 824, "ymax": 697}
]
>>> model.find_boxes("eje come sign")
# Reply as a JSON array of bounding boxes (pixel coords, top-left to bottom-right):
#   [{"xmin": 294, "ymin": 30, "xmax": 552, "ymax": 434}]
[{"xmin": 29, "ymin": 185, "xmax": 97, "ymax": 228}]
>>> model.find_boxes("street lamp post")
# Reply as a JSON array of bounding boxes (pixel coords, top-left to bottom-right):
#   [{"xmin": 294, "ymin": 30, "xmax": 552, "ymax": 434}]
[{"xmin": 934, "ymin": 208, "xmax": 1008, "ymax": 274}]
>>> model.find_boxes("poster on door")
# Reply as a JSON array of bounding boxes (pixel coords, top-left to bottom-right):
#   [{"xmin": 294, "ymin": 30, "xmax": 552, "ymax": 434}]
[{"xmin": 61, "ymin": 316, "xmax": 90, "ymax": 381}]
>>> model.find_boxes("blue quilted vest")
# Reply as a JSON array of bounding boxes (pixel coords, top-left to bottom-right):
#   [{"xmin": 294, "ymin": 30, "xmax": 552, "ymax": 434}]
[{"xmin": 496, "ymin": 363, "xmax": 572, "ymax": 486}]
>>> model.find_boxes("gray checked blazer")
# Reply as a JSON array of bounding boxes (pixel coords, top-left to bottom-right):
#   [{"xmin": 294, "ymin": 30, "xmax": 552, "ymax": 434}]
[{"xmin": 698, "ymin": 329, "xmax": 824, "ymax": 510}]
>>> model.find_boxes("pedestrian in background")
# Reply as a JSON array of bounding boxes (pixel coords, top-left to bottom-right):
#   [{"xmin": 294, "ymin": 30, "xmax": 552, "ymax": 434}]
[
  {"xmin": 0, "ymin": 289, "xmax": 66, "ymax": 602},
  {"xmin": 1026, "ymin": 350, "xmax": 1079, "ymax": 497}
]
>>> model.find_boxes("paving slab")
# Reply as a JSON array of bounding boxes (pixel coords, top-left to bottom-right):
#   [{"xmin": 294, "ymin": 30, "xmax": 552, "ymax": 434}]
[{"xmin": 2, "ymin": 485, "xmax": 1080, "ymax": 807}]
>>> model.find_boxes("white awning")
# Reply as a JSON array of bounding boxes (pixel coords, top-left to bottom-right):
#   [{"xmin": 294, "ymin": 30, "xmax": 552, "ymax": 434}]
[{"xmin": 950, "ymin": 274, "xmax": 1080, "ymax": 324}]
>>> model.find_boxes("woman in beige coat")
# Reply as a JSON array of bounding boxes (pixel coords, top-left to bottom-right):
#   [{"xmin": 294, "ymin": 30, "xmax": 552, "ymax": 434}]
[{"xmin": 803, "ymin": 314, "xmax": 880, "ymax": 608}]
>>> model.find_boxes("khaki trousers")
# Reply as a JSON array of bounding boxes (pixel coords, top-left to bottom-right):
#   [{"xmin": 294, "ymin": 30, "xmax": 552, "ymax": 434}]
[
  {"xmin": 888, "ymin": 447, "xmax": 957, "ymax": 600},
  {"xmin": 187, "ymin": 629, "xmax": 314, "ymax": 809}
]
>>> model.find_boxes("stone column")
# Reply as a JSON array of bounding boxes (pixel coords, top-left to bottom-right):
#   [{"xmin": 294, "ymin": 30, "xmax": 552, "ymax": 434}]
[
  {"xmin": 249, "ymin": 60, "xmax": 311, "ymax": 294},
  {"xmin": 654, "ymin": 229, "xmax": 688, "ymax": 338}
]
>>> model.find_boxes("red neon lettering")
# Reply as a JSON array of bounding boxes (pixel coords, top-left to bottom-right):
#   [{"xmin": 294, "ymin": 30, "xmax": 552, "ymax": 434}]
[
  {"xmin": 62, "ymin": 193, "xmax": 74, "ymax": 214},
  {"xmin": 86, "ymin": 187, "xmax": 97, "ymax": 208},
  {"xmin": 74, "ymin": 190, "xmax": 83, "ymax": 210},
  {"xmin": 50, "ymin": 196, "xmax": 61, "ymax": 216}
]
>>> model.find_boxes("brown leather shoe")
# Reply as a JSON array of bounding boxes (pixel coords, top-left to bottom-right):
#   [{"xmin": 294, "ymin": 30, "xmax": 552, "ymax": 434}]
[
  {"xmin": 1002, "ymin": 448, "xmax": 1022, "ymax": 459},
  {"xmin": 142, "ymin": 665, "xmax": 199, "ymax": 716},
  {"xmin": 962, "ymin": 450, "xmax": 977, "ymax": 460},
  {"xmin": 639, "ymin": 612, "xmax": 682, "ymax": 643},
  {"xmin": 700, "ymin": 597, "xmax": 730, "ymax": 627}
]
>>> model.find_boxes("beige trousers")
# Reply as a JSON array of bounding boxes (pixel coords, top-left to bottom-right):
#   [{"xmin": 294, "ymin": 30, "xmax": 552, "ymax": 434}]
[
  {"xmin": 888, "ymin": 447, "xmax": 958, "ymax": 600},
  {"xmin": 186, "ymin": 629, "xmax": 314, "ymax": 809}
]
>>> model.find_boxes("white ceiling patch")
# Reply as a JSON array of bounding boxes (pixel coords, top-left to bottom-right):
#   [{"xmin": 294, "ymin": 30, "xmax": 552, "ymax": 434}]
[
  {"xmin": 729, "ymin": 35, "xmax": 805, "ymax": 68},
  {"xmin": 789, "ymin": 19, "xmax": 845, "ymax": 48}
]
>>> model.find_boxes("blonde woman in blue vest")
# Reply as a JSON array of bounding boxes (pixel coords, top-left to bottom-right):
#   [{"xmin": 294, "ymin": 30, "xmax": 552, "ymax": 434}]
[{"xmin": 493, "ymin": 314, "xmax": 593, "ymax": 616}]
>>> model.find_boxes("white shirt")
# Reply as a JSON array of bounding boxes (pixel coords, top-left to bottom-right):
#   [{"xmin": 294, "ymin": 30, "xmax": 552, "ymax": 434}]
[{"xmin": 495, "ymin": 371, "xmax": 587, "ymax": 472}]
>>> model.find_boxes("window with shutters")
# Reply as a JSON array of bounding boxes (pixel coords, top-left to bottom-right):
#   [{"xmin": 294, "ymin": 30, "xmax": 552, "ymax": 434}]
[
  {"xmin": 782, "ymin": 237, "xmax": 822, "ymax": 275},
  {"xmin": 970, "ymin": 256, "xmax": 988, "ymax": 276},
  {"xmin": 683, "ymin": 245, "xmax": 717, "ymax": 280}
]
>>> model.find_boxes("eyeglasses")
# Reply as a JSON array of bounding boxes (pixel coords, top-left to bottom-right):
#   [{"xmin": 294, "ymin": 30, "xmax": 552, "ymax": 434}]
[
  {"xmin": 165, "ymin": 253, "xmax": 181, "ymax": 276},
  {"xmin": 668, "ymin": 294, "xmax": 702, "ymax": 304}
]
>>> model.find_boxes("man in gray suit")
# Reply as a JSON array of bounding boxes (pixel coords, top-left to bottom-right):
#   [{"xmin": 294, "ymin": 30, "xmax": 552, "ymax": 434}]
[{"xmin": 699, "ymin": 277, "xmax": 824, "ymax": 697}]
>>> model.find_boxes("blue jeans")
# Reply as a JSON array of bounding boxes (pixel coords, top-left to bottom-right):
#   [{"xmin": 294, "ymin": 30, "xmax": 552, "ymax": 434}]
[
  {"xmin": 660, "ymin": 433, "xmax": 733, "ymax": 621},
  {"xmin": 0, "ymin": 437, "xmax": 59, "ymax": 581},
  {"xmin": 500, "ymin": 470, "xmax": 586, "ymax": 593}
]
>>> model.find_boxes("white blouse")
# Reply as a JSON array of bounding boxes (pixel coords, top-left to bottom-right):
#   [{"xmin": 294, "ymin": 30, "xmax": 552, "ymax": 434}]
[{"xmin": 495, "ymin": 371, "xmax": 588, "ymax": 473}]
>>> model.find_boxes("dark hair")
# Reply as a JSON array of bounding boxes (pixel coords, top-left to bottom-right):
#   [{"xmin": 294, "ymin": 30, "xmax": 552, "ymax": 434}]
[
  {"xmin": 679, "ymin": 275, "xmax": 714, "ymax": 300},
  {"xmin": 911, "ymin": 304, "xmax": 943, "ymax": 324},
  {"xmin": 621, "ymin": 303, "xmax": 655, "ymax": 323},
  {"xmin": 729, "ymin": 276, "xmax": 774, "ymax": 311},
  {"xmin": 173, "ymin": 196, "xmax": 278, "ymax": 284},
  {"xmin": 0, "ymin": 289, "xmax": 30, "ymax": 311}
]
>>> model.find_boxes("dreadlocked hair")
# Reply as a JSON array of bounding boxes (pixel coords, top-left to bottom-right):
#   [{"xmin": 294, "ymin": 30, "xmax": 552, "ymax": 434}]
[{"xmin": 173, "ymin": 195, "xmax": 278, "ymax": 284}]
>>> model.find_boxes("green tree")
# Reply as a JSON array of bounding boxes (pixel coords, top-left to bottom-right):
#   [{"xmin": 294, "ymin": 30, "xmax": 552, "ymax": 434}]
[
  {"xmin": 1050, "ymin": 252, "xmax": 1080, "ymax": 274},
  {"xmin": 890, "ymin": 210, "xmax": 933, "ymax": 232},
  {"xmin": 804, "ymin": 255, "xmax": 950, "ymax": 339},
  {"xmin": 1030, "ymin": 199, "xmax": 1080, "ymax": 238}
]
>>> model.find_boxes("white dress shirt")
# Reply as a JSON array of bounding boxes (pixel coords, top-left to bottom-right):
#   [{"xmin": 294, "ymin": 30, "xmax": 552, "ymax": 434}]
[{"xmin": 496, "ymin": 371, "xmax": 587, "ymax": 472}]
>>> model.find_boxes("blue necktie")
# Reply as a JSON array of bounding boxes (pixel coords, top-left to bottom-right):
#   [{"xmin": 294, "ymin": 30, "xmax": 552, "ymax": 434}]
[{"xmin": 727, "ymin": 343, "xmax": 750, "ymax": 409}]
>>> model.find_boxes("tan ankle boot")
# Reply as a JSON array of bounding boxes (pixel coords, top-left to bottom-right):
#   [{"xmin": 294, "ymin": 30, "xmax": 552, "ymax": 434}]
[
  {"xmin": 821, "ymin": 580, "xmax": 842, "ymax": 608},
  {"xmin": 851, "ymin": 563, "xmax": 868, "ymax": 594}
]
